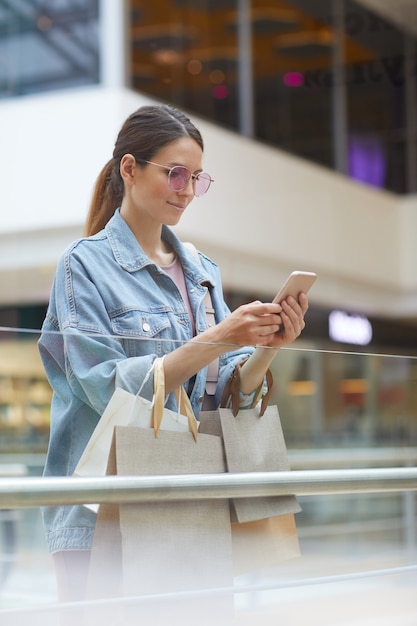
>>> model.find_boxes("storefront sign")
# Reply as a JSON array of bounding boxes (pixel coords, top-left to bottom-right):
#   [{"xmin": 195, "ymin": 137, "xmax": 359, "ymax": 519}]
[{"xmin": 328, "ymin": 310, "xmax": 373, "ymax": 346}]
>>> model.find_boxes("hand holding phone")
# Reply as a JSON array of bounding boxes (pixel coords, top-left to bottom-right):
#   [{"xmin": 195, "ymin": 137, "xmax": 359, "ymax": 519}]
[{"xmin": 273, "ymin": 271, "xmax": 317, "ymax": 305}]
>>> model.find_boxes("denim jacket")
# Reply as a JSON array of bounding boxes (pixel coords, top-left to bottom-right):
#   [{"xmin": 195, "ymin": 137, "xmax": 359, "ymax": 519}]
[{"xmin": 39, "ymin": 209, "xmax": 255, "ymax": 553}]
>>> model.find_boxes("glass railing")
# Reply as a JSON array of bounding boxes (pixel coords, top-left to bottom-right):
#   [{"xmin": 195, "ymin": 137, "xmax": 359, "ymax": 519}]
[
  {"xmin": 0, "ymin": 327, "xmax": 416, "ymax": 623},
  {"xmin": 2, "ymin": 328, "xmax": 417, "ymax": 455}
]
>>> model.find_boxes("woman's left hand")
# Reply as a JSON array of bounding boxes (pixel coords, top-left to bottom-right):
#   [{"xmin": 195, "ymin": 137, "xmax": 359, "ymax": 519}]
[
  {"xmin": 267, "ymin": 292, "xmax": 309, "ymax": 348},
  {"xmin": 237, "ymin": 292, "xmax": 309, "ymax": 395}
]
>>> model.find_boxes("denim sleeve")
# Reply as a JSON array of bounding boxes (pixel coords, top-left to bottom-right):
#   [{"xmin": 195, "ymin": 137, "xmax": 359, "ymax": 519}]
[{"xmin": 39, "ymin": 252, "xmax": 159, "ymax": 418}]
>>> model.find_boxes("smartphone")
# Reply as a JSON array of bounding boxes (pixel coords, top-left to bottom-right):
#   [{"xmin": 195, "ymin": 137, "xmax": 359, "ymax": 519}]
[{"xmin": 273, "ymin": 271, "xmax": 317, "ymax": 304}]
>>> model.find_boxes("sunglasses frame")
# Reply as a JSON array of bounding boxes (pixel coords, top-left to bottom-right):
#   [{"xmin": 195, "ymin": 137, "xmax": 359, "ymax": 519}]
[{"xmin": 141, "ymin": 160, "xmax": 214, "ymax": 196}]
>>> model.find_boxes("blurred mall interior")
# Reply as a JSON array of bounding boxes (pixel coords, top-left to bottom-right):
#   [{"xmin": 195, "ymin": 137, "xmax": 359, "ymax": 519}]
[
  {"xmin": 1, "ymin": 0, "xmax": 417, "ymax": 455},
  {"xmin": 1, "ymin": 1, "xmax": 417, "ymax": 622}
]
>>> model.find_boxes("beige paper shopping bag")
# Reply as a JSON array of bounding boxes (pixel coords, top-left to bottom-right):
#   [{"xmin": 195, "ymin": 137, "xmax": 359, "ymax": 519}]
[
  {"xmin": 199, "ymin": 407, "xmax": 300, "ymax": 573},
  {"xmin": 218, "ymin": 405, "xmax": 301, "ymax": 522},
  {"xmin": 87, "ymin": 358, "xmax": 234, "ymax": 624},
  {"xmin": 199, "ymin": 407, "xmax": 301, "ymax": 523},
  {"xmin": 87, "ymin": 426, "xmax": 234, "ymax": 625},
  {"xmin": 74, "ymin": 357, "xmax": 198, "ymax": 479}
]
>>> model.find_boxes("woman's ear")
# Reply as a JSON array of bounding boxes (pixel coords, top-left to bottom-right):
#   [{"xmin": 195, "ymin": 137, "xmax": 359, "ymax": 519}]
[{"xmin": 119, "ymin": 154, "xmax": 137, "ymax": 185}]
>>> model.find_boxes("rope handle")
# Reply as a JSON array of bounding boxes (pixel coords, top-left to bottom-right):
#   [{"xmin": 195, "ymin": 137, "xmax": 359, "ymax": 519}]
[
  {"xmin": 220, "ymin": 359, "xmax": 273, "ymax": 417},
  {"xmin": 152, "ymin": 356, "xmax": 199, "ymax": 440}
]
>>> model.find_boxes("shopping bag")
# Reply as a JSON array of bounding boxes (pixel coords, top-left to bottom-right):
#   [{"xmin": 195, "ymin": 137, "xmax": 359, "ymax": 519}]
[
  {"xmin": 219, "ymin": 404, "xmax": 301, "ymax": 521},
  {"xmin": 74, "ymin": 356, "xmax": 198, "ymax": 479},
  {"xmin": 199, "ymin": 405, "xmax": 301, "ymax": 573},
  {"xmin": 231, "ymin": 513, "xmax": 299, "ymax": 575},
  {"xmin": 87, "ymin": 358, "xmax": 234, "ymax": 623},
  {"xmin": 88, "ymin": 427, "xmax": 232, "ymax": 594},
  {"xmin": 199, "ymin": 406, "xmax": 301, "ymax": 523}
]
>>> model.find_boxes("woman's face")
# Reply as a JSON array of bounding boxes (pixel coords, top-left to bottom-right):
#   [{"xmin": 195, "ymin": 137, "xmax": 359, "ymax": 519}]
[{"xmin": 121, "ymin": 136, "xmax": 204, "ymax": 228}]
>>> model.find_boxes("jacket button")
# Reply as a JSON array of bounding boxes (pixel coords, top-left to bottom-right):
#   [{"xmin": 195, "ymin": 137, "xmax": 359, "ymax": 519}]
[{"xmin": 198, "ymin": 396, "xmax": 204, "ymax": 403}]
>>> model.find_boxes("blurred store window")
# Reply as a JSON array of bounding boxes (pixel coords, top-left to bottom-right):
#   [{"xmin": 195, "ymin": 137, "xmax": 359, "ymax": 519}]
[
  {"xmin": 128, "ymin": 0, "xmax": 416, "ymax": 194},
  {"xmin": 271, "ymin": 346, "xmax": 417, "ymax": 449},
  {"xmin": 0, "ymin": 330, "xmax": 50, "ymax": 454}
]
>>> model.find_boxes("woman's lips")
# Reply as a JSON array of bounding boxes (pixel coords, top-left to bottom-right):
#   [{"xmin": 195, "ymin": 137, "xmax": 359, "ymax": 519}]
[{"xmin": 167, "ymin": 201, "xmax": 186, "ymax": 212}]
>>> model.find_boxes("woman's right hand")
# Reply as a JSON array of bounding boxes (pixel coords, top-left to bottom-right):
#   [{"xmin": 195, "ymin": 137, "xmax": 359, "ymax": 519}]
[
  {"xmin": 213, "ymin": 300, "xmax": 283, "ymax": 348},
  {"xmin": 236, "ymin": 293, "xmax": 309, "ymax": 394},
  {"xmin": 164, "ymin": 297, "xmax": 306, "ymax": 395}
]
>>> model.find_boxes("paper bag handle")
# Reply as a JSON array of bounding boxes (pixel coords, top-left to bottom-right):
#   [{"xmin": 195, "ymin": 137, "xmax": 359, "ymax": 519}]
[
  {"xmin": 220, "ymin": 359, "xmax": 273, "ymax": 417},
  {"xmin": 152, "ymin": 357, "xmax": 199, "ymax": 441}
]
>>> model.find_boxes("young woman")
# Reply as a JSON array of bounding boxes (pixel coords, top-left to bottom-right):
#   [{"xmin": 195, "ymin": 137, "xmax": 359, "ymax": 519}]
[{"xmin": 39, "ymin": 104, "xmax": 308, "ymax": 601}]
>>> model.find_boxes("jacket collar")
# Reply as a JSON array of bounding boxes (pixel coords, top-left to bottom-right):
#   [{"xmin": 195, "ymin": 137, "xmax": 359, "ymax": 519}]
[{"xmin": 104, "ymin": 209, "xmax": 215, "ymax": 288}]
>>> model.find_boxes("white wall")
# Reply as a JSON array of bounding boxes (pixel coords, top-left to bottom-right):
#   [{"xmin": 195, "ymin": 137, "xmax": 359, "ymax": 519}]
[
  {"xmin": 0, "ymin": 86, "xmax": 151, "ymax": 231},
  {"xmin": 1, "ymin": 85, "xmax": 417, "ymax": 318}
]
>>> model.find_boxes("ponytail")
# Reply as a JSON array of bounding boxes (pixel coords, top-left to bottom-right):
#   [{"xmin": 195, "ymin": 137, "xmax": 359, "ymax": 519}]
[{"xmin": 84, "ymin": 159, "xmax": 123, "ymax": 236}]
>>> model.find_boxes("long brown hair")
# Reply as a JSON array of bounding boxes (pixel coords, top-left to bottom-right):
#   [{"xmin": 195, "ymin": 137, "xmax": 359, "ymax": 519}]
[{"xmin": 84, "ymin": 104, "xmax": 204, "ymax": 236}]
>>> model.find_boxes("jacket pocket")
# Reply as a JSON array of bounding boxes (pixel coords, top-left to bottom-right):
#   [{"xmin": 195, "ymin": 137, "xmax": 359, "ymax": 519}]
[{"xmin": 111, "ymin": 308, "xmax": 171, "ymax": 338}]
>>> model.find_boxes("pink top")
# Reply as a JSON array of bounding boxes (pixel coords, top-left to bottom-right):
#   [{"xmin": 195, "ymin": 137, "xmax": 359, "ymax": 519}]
[{"xmin": 162, "ymin": 256, "xmax": 196, "ymax": 335}]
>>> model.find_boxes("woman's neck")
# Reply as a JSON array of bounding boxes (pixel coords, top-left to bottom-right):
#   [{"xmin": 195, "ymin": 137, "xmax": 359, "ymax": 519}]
[{"xmin": 120, "ymin": 208, "xmax": 175, "ymax": 266}]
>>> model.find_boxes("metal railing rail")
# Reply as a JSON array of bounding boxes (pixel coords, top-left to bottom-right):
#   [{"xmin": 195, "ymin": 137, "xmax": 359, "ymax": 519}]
[
  {"xmin": 1, "ymin": 563, "xmax": 416, "ymax": 619},
  {"xmin": 1, "ymin": 468, "xmax": 416, "ymax": 620},
  {"xmin": 1, "ymin": 467, "xmax": 417, "ymax": 509}
]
